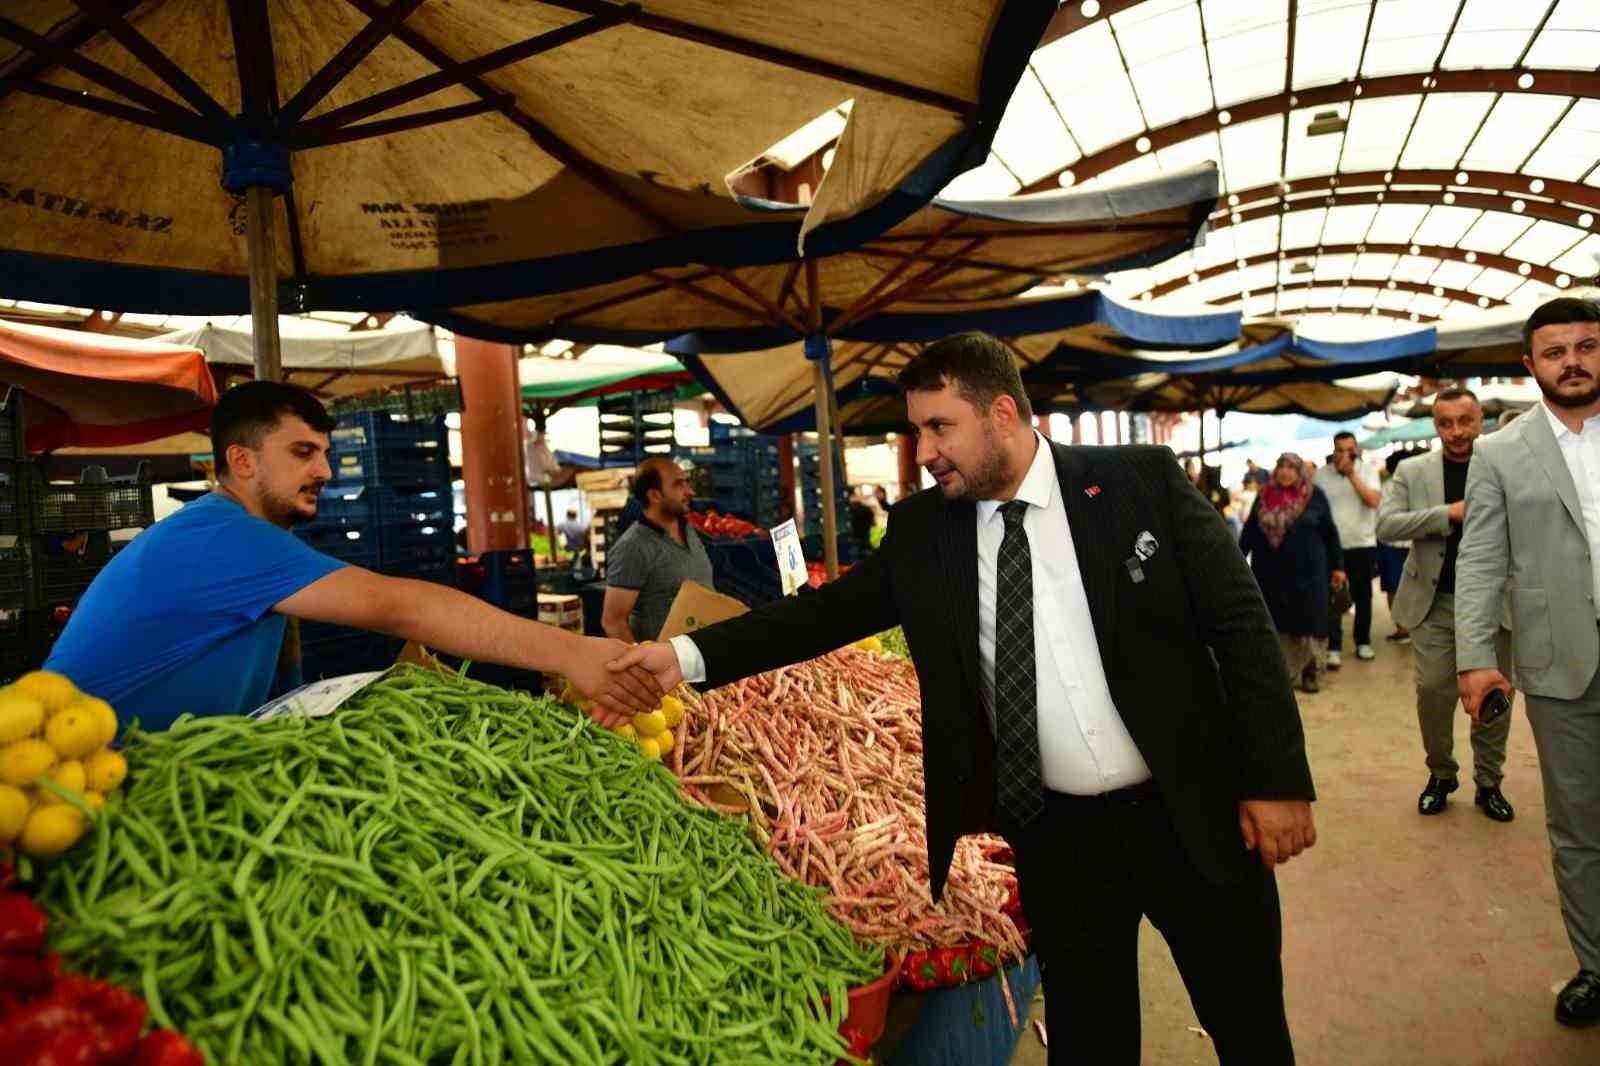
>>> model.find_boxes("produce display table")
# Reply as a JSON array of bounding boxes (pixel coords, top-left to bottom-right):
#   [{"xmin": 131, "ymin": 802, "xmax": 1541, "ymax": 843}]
[{"xmin": 879, "ymin": 955, "xmax": 1042, "ymax": 1066}]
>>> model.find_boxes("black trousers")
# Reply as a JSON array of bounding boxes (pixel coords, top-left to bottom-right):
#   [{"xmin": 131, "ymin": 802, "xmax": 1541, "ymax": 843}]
[
  {"xmin": 1010, "ymin": 792, "xmax": 1294, "ymax": 1066},
  {"xmin": 1329, "ymin": 546, "xmax": 1376, "ymax": 649}
]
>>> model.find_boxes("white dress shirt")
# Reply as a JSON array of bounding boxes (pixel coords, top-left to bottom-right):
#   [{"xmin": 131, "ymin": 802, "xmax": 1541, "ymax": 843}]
[
  {"xmin": 976, "ymin": 433, "xmax": 1151, "ymax": 794},
  {"xmin": 1541, "ymin": 400, "xmax": 1600, "ymax": 618},
  {"xmin": 669, "ymin": 432, "xmax": 1152, "ymax": 795}
]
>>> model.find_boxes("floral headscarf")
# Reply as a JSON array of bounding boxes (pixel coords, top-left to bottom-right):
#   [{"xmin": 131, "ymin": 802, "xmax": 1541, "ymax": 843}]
[{"xmin": 1256, "ymin": 452, "xmax": 1312, "ymax": 551}]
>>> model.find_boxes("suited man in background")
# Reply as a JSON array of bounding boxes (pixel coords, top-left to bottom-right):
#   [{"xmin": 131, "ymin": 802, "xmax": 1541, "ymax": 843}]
[
  {"xmin": 1377, "ymin": 388, "xmax": 1516, "ymax": 822},
  {"xmin": 614, "ymin": 332, "xmax": 1316, "ymax": 1064},
  {"xmin": 1457, "ymin": 297, "xmax": 1600, "ymax": 1027}
]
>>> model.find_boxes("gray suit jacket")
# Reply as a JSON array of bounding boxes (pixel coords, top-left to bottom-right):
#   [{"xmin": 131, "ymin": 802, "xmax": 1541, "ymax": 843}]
[
  {"xmin": 1456, "ymin": 407, "xmax": 1600, "ymax": 699},
  {"xmin": 1376, "ymin": 450, "xmax": 1453, "ymax": 631}
]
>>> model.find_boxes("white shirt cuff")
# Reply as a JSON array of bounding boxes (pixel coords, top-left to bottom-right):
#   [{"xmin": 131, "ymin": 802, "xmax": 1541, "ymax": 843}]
[{"xmin": 668, "ymin": 634, "xmax": 707, "ymax": 684}]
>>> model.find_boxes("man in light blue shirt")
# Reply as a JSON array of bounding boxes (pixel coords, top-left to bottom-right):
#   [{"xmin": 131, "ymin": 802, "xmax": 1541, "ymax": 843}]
[{"xmin": 46, "ymin": 382, "xmax": 659, "ymax": 730}]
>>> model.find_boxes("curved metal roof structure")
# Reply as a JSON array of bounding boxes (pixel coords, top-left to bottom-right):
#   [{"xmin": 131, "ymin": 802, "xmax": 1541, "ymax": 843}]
[{"xmin": 948, "ymin": 0, "xmax": 1600, "ymax": 327}]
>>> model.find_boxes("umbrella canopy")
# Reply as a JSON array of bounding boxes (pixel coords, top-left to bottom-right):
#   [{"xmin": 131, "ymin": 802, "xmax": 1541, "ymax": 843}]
[
  {"xmin": 430, "ymin": 163, "xmax": 1223, "ymax": 345},
  {"xmin": 519, "ymin": 350, "xmax": 697, "ymax": 406},
  {"xmin": 673, "ymin": 288, "xmax": 1241, "ymax": 434},
  {"xmin": 154, "ymin": 316, "xmax": 444, "ymax": 396},
  {"xmin": 0, "ymin": 1, "xmax": 1050, "ymax": 324},
  {"xmin": 0, "ymin": 318, "xmax": 217, "ymax": 451},
  {"xmin": 1068, "ymin": 374, "xmax": 1395, "ymax": 423},
  {"xmin": 1360, "ymin": 418, "xmax": 1439, "ymax": 449}
]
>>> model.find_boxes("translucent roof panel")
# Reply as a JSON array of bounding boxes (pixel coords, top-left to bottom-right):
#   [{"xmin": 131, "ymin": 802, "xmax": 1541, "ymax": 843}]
[{"xmin": 955, "ymin": 1, "xmax": 1600, "ymax": 327}]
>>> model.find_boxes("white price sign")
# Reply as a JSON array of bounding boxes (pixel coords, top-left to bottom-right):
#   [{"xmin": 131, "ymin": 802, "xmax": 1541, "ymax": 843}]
[{"xmin": 769, "ymin": 518, "xmax": 808, "ymax": 597}]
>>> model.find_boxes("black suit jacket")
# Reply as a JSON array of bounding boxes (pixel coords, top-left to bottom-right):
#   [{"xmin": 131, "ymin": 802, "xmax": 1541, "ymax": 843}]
[{"xmin": 692, "ymin": 442, "xmax": 1315, "ymax": 901}]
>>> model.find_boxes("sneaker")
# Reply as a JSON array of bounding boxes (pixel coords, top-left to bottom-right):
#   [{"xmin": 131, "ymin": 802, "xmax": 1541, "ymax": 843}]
[
  {"xmin": 1326, "ymin": 651, "xmax": 1342, "ymax": 670},
  {"xmin": 1386, "ymin": 631, "xmax": 1412, "ymax": 645},
  {"xmin": 1356, "ymin": 644, "xmax": 1376, "ymax": 661}
]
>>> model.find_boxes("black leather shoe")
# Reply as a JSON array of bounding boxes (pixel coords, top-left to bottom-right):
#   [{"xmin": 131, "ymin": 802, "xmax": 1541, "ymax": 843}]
[
  {"xmin": 1418, "ymin": 776, "xmax": 1458, "ymax": 815},
  {"xmin": 1556, "ymin": 970, "xmax": 1600, "ymax": 1027},
  {"xmin": 1475, "ymin": 786, "xmax": 1515, "ymax": 823},
  {"xmin": 1301, "ymin": 675, "xmax": 1320, "ymax": 694}
]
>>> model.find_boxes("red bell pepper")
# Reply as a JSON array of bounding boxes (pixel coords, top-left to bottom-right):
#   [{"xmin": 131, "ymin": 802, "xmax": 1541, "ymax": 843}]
[
  {"xmin": 839, "ymin": 1023, "xmax": 872, "ymax": 1058},
  {"xmin": 969, "ymin": 941, "xmax": 1000, "ymax": 979},
  {"xmin": 0, "ymin": 1002, "xmax": 103, "ymax": 1066},
  {"xmin": 0, "ymin": 892, "xmax": 49, "ymax": 955},
  {"xmin": 131, "ymin": 1029, "xmax": 205, "ymax": 1066},
  {"xmin": 45, "ymin": 975, "xmax": 147, "ymax": 1062},
  {"xmin": 930, "ymin": 946, "xmax": 970, "ymax": 986},
  {"xmin": 900, "ymin": 950, "xmax": 940, "ymax": 992}
]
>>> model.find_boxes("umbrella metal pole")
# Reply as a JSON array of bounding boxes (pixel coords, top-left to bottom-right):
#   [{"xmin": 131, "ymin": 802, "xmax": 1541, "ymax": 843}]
[
  {"xmin": 812, "ymin": 358, "xmax": 840, "ymax": 580},
  {"xmin": 245, "ymin": 185, "xmax": 282, "ymax": 382},
  {"xmin": 545, "ymin": 485, "xmax": 561, "ymax": 565}
]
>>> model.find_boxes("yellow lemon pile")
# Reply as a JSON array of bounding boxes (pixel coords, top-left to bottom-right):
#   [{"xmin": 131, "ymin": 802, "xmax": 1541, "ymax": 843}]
[
  {"xmin": 0, "ymin": 671, "xmax": 127, "ymax": 857},
  {"xmin": 557, "ymin": 680, "xmax": 686, "ymax": 762}
]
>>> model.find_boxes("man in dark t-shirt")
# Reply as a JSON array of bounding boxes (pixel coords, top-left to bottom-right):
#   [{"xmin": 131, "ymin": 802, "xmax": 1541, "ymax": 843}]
[{"xmin": 1377, "ymin": 390, "xmax": 1516, "ymax": 822}]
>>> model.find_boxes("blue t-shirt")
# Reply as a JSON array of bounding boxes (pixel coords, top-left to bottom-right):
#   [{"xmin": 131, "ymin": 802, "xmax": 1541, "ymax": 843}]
[{"xmin": 45, "ymin": 494, "xmax": 346, "ymax": 731}]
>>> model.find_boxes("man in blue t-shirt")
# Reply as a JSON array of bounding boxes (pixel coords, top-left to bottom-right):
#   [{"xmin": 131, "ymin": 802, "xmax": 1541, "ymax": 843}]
[{"xmin": 46, "ymin": 382, "xmax": 660, "ymax": 731}]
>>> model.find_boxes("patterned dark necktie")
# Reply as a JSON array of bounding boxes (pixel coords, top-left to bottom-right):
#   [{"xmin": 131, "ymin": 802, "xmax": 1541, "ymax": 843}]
[{"xmin": 994, "ymin": 500, "xmax": 1045, "ymax": 827}]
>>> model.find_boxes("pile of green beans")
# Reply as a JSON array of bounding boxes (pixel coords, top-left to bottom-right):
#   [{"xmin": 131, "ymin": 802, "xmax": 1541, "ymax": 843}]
[{"xmin": 31, "ymin": 666, "xmax": 883, "ymax": 1065}]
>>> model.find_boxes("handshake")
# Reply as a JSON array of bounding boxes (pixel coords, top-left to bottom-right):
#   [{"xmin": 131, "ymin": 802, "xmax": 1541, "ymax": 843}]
[{"xmin": 563, "ymin": 638, "xmax": 686, "ymax": 728}]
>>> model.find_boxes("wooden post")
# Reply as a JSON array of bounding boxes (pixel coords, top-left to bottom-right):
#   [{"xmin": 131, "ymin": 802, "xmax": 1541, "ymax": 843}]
[
  {"xmin": 245, "ymin": 185, "xmax": 282, "ymax": 382},
  {"xmin": 896, "ymin": 431, "xmax": 919, "ymax": 499},
  {"xmin": 812, "ymin": 358, "xmax": 840, "ymax": 579},
  {"xmin": 456, "ymin": 337, "xmax": 530, "ymax": 553}
]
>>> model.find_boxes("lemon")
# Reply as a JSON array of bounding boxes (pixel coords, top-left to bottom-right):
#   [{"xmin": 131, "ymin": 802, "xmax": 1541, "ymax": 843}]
[
  {"xmin": 638, "ymin": 737, "xmax": 663, "ymax": 761},
  {"xmin": 0, "ymin": 738, "xmax": 57, "ymax": 788},
  {"xmin": 853, "ymin": 636, "xmax": 885, "ymax": 654},
  {"xmin": 612, "ymin": 723, "xmax": 637, "ymax": 741},
  {"xmin": 0, "ymin": 689, "xmax": 46, "ymax": 744},
  {"xmin": 44, "ymin": 708, "xmax": 101, "ymax": 760},
  {"xmin": 9, "ymin": 671, "xmax": 78, "ymax": 714},
  {"xmin": 0, "ymin": 784, "xmax": 28, "ymax": 842},
  {"xmin": 659, "ymin": 695, "xmax": 685, "ymax": 729},
  {"xmin": 632, "ymin": 709, "xmax": 667, "ymax": 738},
  {"xmin": 84, "ymin": 749, "xmax": 128, "ymax": 793},
  {"xmin": 83, "ymin": 791, "xmax": 105, "ymax": 812},
  {"xmin": 19, "ymin": 804, "xmax": 89, "ymax": 858},
  {"xmin": 69, "ymin": 697, "xmax": 118, "ymax": 747},
  {"xmin": 44, "ymin": 759, "xmax": 86, "ymax": 799},
  {"xmin": 655, "ymin": 728, "xmax": 674, "ymax": 755}
]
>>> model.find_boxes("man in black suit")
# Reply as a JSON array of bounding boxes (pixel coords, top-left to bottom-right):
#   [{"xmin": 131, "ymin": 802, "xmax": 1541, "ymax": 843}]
[{"xmin": 613, "ymin": 332, "xmax": 1317, "ymax": 1064}]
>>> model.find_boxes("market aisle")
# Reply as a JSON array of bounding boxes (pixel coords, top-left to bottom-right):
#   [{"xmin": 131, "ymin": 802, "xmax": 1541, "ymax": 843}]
[{"xmin": 1010, "ymin": 594, "xmax": 1598, "ymax": 1066}]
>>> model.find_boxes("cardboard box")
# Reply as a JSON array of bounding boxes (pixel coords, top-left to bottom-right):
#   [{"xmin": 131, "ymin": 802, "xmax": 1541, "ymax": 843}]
[
  {"xmin": 576, "ymin": 468, "xmax": 633, "ymax": 492},
  {"xmin": 585, "ymin": 488, "xmax": 629, "ymax": 512},
  {"xmin": 657, "ymin": 580, "xmax": 748, "ymax": 642},
  {"xmin": 537, "ymin": 593, "xmax": 583, "ymax": 630}
]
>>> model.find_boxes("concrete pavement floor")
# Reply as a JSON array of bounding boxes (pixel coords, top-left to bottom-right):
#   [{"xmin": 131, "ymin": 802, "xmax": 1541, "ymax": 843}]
[{"xmin": 1009, "ymin": 596, "xmax": 1598, "ymax": 1065}]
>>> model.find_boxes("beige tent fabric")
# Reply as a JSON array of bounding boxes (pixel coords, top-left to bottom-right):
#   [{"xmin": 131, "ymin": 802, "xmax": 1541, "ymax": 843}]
[{"xmin": 0, "ymin": 1, "xmax": 1026, "ymax": 297}]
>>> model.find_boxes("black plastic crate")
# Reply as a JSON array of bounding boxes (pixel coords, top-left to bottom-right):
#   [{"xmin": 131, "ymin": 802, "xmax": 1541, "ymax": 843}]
[
  {"xmin": 20, "ymin": 466, "xmax": 153, "ymax": 534},
  {"xmin": 0, "ymin": 541, "xmax": 21, "ymax": 598},
  {"xmin": 22, "ymin": 537, "xmax": 116, "ymax": 609},
  {"xmin": 293, "ymin": 520, "xmax": 381, "ymax": 569},
  {"xmin": 326, "ymin": 413, "xmax": 448, "ymax": 489},
  {"xmin": 380, "ymin": 525, "xmax": 452, "ymax": 567},
  {"xmin": 0, "ymin": 390, "xmax": 20, "ymax": 462},
  {"xmin": 0, "ymin": 466, "xmax": 16, "ymax": 536},
  {"xmin": 380, "ymin": 556, "xmax": 455, "ymax": 586},
  {"xmin": 300, "ymin": 630, "xmax": 402, "ymax": 681},
  {"xmin": 313, "ymin": 484, "xmax": 377, "ymax": 524}
]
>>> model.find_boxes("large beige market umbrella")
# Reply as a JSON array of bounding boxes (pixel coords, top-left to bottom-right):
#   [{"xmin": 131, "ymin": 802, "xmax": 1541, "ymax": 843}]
[{"xmin": 0, "ymin": 1, "xmax": 1054, "ymax": 376}]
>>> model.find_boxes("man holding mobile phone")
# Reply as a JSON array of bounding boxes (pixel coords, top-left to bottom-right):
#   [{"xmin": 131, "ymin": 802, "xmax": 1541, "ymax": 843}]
[
  {"xmin": 1378, "ymin": 388, "xmax": 1515, "ymax": 822},
  {"xmin": 1456, "ymin": 297, "xmax": 1600, "ymax": 1028}
]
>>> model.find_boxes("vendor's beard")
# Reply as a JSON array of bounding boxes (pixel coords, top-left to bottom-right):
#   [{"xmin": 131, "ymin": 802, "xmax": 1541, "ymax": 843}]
[
  {"xmin": 260, "ymin": 484, "xmax": 320, "ymax": 529},
  {"xmin": 1539, "ymin": 369, "xmax": 1600, "ymax": 409}
]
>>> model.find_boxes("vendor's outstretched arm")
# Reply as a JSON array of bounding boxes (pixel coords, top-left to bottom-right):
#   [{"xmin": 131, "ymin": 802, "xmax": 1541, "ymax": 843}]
[{"xmin": 276, "ymin": 567, "xmax": 660, "ymax": 721}]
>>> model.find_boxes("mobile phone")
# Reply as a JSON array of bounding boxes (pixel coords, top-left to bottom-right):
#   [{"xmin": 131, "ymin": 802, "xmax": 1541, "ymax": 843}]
[{"xmin": 1480, "ymin": 688, "xmax": 1512, "ymax": 724}]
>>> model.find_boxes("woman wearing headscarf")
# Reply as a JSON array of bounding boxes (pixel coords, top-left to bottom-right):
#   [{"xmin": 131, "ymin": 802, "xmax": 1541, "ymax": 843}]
[{"xmin": 1240, "ymin": 452, "xmax": 1347, "ymax": 693}]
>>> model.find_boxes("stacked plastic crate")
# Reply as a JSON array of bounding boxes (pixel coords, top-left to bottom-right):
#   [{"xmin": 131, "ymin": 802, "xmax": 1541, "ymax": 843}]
[
  {"xmin": 796, "ymin": 440, "xmax": 850, "ymax": 538},
  {"xmin": 688, "ymin": 425, "xmax": 786, "ymax": 529},
  {"xmin": 294, "ymin": 411, "xmax": 454, "ymax": 679},
  {"xmin": 0, "ymin": 392, "xmax": 153, "ymax": 683},
  {"xmin": 598, "ymin": 390, "xmax": 675, "ymax": 465}
]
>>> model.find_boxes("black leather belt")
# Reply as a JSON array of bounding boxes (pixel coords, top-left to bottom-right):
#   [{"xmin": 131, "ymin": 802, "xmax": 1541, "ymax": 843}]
[{"xmin": 1044, "ymin": 779, "xmax": 1160, "ymax": 813}]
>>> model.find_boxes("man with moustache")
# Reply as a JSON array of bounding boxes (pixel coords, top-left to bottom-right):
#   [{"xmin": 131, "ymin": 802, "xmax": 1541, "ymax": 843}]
[
  {"xmin": 1456, "ymin": 297, "xmax": 1600, "ymax": 1027},
  {"xmin": 612, "ymin": 332, "xmax": 1316, "ymax": 1064},
  {"xmin": 44, "ymin": 382, "xmax": 659, "ymax": 730},
  {"xmin": 1378, "ymin": 389, "xmax": 1516, "ymax": 821}
]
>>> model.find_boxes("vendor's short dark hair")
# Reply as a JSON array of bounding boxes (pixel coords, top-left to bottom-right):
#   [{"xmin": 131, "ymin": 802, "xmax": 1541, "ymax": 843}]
[
  {"xmin": 212, "ymin": 381, "xmax": 335, "ymax": 478},
  {"xmin": 898, "ymin": 332, "xmax": 1033, "ymax": 421},
  {"xmin": 1433, "ymin": 387, "xmax": 1479, "ymax": 408},
  {"xmin": 1333, "ymin": 431, "xmax": 1358, "ymax": 447},
  {"xmin": 1523, "ymin": 297, "xmax": 1600, "ymax": 353},
  {"xmin": 632, "ymin": 457, "xmax": 678, "ymax": 504}
]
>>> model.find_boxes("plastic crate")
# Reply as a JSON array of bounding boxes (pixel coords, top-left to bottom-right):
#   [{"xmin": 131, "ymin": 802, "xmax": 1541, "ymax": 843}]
[
  {"xmin": 22, "ymin": 537, "xmax": 116, "ymax": 609},
  {"xmin": 21, "ymin": 467, "xmax": 153, "ymax": 534},
  {"xmin": 381, "ymin": 556, "xmax": 455, "ymax": 585},
  {"xmin": 326, "ymin": 413, "xmax": 449, "ymax": 489},
  {"xmin": 0, "ymin": 390, "xmax": 20, "ymax": 461},
  {"xmin": 0, "ymin": 466, "xmax": 16, "ymax": 536},
  {"xmin": 0, "ymin": 542, "xmax": 21, "ymax": 599},
  {"xmin": 313, "ymin": 484, "xmax": 377, "ymax": 524},
  {"xmin": 300, "ymin": 627, "xmax": 402, "ymax": 681},
  {"xmin": 293, "ymin": 520, "xmax": 381, "ymax": 569}
]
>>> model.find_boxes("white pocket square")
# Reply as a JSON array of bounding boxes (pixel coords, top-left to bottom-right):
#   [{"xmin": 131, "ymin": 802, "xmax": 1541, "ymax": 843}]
[{"xmin": 1134, "ymin": 530, "xmax": 1159, "ymax": 561}]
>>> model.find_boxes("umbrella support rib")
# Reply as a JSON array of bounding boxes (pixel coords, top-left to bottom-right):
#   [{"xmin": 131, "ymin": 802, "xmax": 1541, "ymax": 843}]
[
  {"xmin": 290, "ymin": 96, "xmax": 512, "ymax": 149},
  {"xmin": 277, "ymin": 0, "xmax": 430, "ymax": 126},
  {"xmin": 704, "ymin": 265, "xmax": 807, "ymax": 335},
  {"xmin": 832, "ymin": 237, "xmax": 991, "ymax": 333},
  {"xmin": 15, "ymin": 82, "xmax": 219, "ymax": 145},
  {"xmin": 540, "ymin": 0, "xmax": 974, "ymax": 116},
  {"xmin": 282, "ymin": 187, "xmax": 309, "ymax": 291},
  {"xmin": 547, "ymin": 270, "xmax": 716, "ymax": 328},
  {"xmin": 643, "ymin": 271, "xmax": 774, "ymax": 326},
  {"xmin": 830, "ymin": 215, "xmax": 970, "ymax": 332},
  {"xmin": 68, "ymin": 0, "xmax": 232, "ymax": 123}
]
